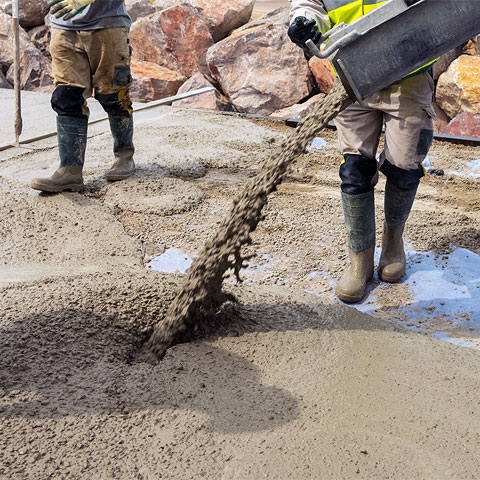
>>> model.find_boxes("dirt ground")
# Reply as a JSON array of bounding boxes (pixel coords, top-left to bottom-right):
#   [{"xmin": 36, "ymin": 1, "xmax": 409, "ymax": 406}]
[{"xmin": 1, "ymin": 106, "xmax": 479, "ymax": 479}]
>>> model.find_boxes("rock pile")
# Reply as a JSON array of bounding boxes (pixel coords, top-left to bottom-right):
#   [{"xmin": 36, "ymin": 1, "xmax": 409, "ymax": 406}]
[{"xmin": 0, "ymin": 0, "xmax": 478, "ymax": 136}]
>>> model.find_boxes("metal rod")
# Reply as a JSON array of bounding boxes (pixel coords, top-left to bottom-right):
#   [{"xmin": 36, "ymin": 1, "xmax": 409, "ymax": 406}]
[
  {"xmin": 12, "ymin": 0, "xmax": 22, "ymax": 147},
  {"xmin": 0, "ymin": 87, "xmax": 216, "ymax": 152}
]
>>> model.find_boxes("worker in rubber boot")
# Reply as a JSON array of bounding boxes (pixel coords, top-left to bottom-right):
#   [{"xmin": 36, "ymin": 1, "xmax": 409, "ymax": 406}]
[
  {"xmin": 31, "ymin": 0, "xmax": 135, "ymax": 193},
  {"xmin": 288, "ymin": 0, "xmax": 435, "ymax": 302}
]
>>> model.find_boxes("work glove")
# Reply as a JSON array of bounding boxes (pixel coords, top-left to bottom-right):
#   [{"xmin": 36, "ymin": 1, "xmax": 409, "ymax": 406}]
[
  {"xmin": 288, "ymin": 16, "xmax": 322, "ymax": 51},
  {"xmin": 48, "ymin": 0, "xmax": 96, "ymax": 20}
]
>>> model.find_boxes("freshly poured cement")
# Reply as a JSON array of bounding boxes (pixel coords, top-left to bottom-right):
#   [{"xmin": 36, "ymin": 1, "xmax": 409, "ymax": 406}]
[
  {"xmin": 1, "ymin": 96, "xmax": 480, "ymax": 478},
  {"xmin": 143, "ymin": 84, "xmax": 352, "ymax": 360}
]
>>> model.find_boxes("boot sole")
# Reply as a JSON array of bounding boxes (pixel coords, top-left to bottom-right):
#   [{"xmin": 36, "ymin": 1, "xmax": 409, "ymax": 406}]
[
  {"xmin": 379, "ymin": 269, "xmax": 405, "ymax": 283},
  {"xmin": 30, "ymin": 182, "xmax": 84, "ymax": 193},
  {"xmin": 105, "ymin": 171, "xmax": 135, "ymax": 182},
  {"xmin": 336, "ymin": 271, "xmax": 374, "ymax": 304}
]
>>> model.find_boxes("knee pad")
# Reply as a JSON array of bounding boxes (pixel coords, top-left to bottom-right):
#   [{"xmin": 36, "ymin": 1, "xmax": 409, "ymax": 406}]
[
  {"xmin": 380, "ymin": 158, "xmax": 424, "ymax": 190},
  {"xmin": 51, "ymin": 86, "xmax": 87, "ymax": 118},
  {"xmin": 95, "ymin": 89, "xmax": 132, "ymax": 117},
  {"xmin": 339, "ymin": 154, "xmax": 378, "ymax": 195}
]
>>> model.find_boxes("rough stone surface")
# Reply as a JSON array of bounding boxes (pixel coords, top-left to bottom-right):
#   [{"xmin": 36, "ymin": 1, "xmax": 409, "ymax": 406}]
[
  {"xmin": 309, "ymin": 57, "xmax": 335, "ymax": 94},
  {"xmin": 436, "ymin": 55, "xmax": 480, "ymax": 119},
  {"xmin": 28, "ymin": 24, "xmax": 51, "ymax": 61},
  {"xmin": 270, "ymin": 93, "xmax": 325, "ymax": 119},
  {"xmin": 0, "ymin": 0, "xmax": 49, "ymax": 28},
  {"xmin": 442, "ymin": 112, "xmax": 480, "ymax": 138},
  {"xmin": 463, "ymin": 35, "xmax": 480, "ymax": 56},
  {"xmin": 206, "ymin": 8, "xmax": 313, "ymax": 115},
  {"xmin": 125, "ymin": 0, "xmax": 155, "ymax": 22},
  {"xmin": 432, "ymin": 102, "xmax": 450, "ymax": 134},
  {"xmin": 175, "ymin": 72, "xmax": 235, "ymax": 112},
  {"xmin": 186, "ymin": 0, "xmax": 255, "ymax": 42},
  {"xmin": 433, "ymin": 46, "xmax": 463, "ymax": 81},
  {"xmin": 0, "ymin": 11, "xmax": 53, "ymax": 91},
  {"xmin": 129, "ymin": 57, "xmax": 186, "ymax": 103},
  {"xmin": 130, "ymin": 4, "xmax": 214, "ymax": 78},
  {"xmin": 0, "ymin": 69, "xmax": 12, "ymax": 88}
]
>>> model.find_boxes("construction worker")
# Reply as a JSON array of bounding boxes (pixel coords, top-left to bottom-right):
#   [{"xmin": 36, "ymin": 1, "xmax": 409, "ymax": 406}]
[
  {"xmin": 31, "ymin": 0, "xmax": 135, "ymax": 193},
  {"xmin": 288, "ymin": 0, "xmax": 435, "ymax": 303}
]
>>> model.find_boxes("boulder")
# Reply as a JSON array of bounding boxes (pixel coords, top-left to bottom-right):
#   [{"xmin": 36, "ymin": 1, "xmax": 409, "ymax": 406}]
[
  {"xmin": 206, "ymin": 8, "xmax": 313, "ymax": 115},
  {"xmin": 125, "ymin": 0, "xmax": 155, "ymax": 22},
  {"xmin": 0, "ymin": 11, "xmax": 53, "ymax": 90},
  {"xmin": 185, "ymin": 0, "xmax": 255, "ymax": 42},
  {"xmin": 0, "ymin": 69, "xmax": 12, "ymax": 88},
  {"xmin": 436, "ymin": 55, "xmax": 480, "ymax": 118},
  {"xmin": 442, "ymin": 112, "xmax": 480, "ymax": 138},
  {"xmin": 270, "ymin": 93, "xmax": 326, "ymax": 119},
  {"xmin": 129, "ymin": 57, "xmax": 186, "ymax": 103},
  {"xmin": 28, "ymin": 24, "xmax": 51, "ymax": 60},
  {"xmin": 463, "ymin": 35, "xmax": 480, "ymax": 56},
  {"xmin": 175, "ymin": 72, "xmax": 235, "ymax": 111},
  {"xmin": 308, "ymin": 57, "xmax": 335, "ymax": 94},
  {"xmin": 433, "ymin": 46, "xmax": 463, "ymax": 81},
  {"xmin": 130, "ymin": 3, "xmax": 214, "ymax": 78},
  {"xmin": 432, "ymin": 102, "xmax": 450, "ymax": 134},
  {"xmin": 0, "ymin": 0, "xmax": 49, "ymax": 28}
]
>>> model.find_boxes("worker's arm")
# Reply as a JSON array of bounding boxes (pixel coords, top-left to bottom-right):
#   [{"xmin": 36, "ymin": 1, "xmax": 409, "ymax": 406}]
[
  {"xmin": 289, "ymin": 0, "xmax": 330, "ymax": 34},
  {"xmin": 48, "ymin": 0, "xmax": 96, "ymax": 20}
]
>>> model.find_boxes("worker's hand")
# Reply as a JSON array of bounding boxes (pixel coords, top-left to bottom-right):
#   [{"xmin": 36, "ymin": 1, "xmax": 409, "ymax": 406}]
[
  {"xmin": 48, "ymin": 0, "xmax": 96, "ymax": 20},
  {"xmin": 405, "ymin": 0, "xmax": 420, "ymax": 5},
  {"xmin": 288, "ymin": 16, "xmax": 322, "ymax": 51}
]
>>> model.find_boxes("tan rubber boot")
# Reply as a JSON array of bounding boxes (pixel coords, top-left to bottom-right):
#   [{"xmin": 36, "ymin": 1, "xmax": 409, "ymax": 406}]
[
  {"xmin": 30, "ymin": 166, "xmax": 84, "ymax": 193},
  {"xmin": 335, "ymin": 191, "xmax": 376, "ymax": 303},
  {"xmin": 336, "ymin": 246, "xmax": 375, "ymax": 303},
  {"xmin": 105, "ymin": 148, "xmax": 135, "ymax": 181},
  {"xmin": 378, "ymin": 221, "xmax": 406, "ymax": 282},
  {"xmin": 379, "ymin": 181, "xmax": 417, "ymax": 283}
]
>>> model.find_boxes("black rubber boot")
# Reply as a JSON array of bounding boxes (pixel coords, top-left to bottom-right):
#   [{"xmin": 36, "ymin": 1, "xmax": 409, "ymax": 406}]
[
  {"xmin": 105, "ymin": 115, "xmax": 135, "ymax": 181},
  {"xmin": 336, "ymin": 191, "xmax": 376, "ymax": 303},
  {"xmin": 31, "ymin": 116, "xmax": 87, "ymax": 193},
  {"xmin": 379, "ymin": 181, "xmax": 418, "ymax": 283}
]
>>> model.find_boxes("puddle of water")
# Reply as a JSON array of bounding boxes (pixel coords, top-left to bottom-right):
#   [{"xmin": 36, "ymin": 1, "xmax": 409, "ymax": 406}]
[
  {"xmin": 446, "ymin": 159, "xmax": 480, "ymax": 179},
  {"xmin": 148, "ymin": 248, "xmax": 193, "ymax": 274},
  {"xmin": 432, "ymin": 331, "xmax": 477, "ymax": 350},
  {"xmin": 402, "ymin": 247, "xmax": 480, "ymax": 328},
  {"xmin": 306, "ymin": 137, "xmax": 328, "ymax": 151}
]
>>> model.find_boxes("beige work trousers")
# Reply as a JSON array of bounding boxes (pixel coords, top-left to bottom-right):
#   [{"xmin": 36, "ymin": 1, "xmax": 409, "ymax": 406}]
[
  {"xmin": 335, "ymin": 72, "xmax": 436, "ymax": 172},
  {"xmin": 50, "ymin": 26, "xmax": 132, "ymax": 117}
]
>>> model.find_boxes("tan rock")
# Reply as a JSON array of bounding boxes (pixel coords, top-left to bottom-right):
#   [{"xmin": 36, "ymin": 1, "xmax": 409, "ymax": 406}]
[
  {"xmin": 129, "ymin": 58, "xmax": 186, "ymax": 103},
  {"xmin": 462, "ymin": 35, "xmax": 480, "ymax": 56},
  {"xmin": 432, "ymin": 102, "xmax": 450, "ymax": 134},
  {"xmin": 175, "ymin": 72, "xmax": 235, "ymax": 112},
  {"xmin": 308, "ymin": 57, "xmax": 335, "ymax": 94},
  {"xmin": 186, "ymin": 0, "xmax": 255, "ymax": 41},
  {"xmin": 433, "ymin": 46, "xmax": 463, "ymax": 81},
  {"xmin": 206, "ymin": 8, "xmax": 313, "ymax": 116},
  {"xmin": 130, "ymin": 4, "xmax": 214, "ymax": 77},
  {"xmin": 436, "ymin": 55, "xmax": 480, "ymax": 118},
  {"xmin": 0, "ymin": 11, "xmax": 53, "ymax": 90},
  {"xmin": 270, "ymin": 93, "xmax": 325, "ymax": 119},
  {"xmin": 0, "ymin": 0, "xmax": 49, "ymax": 28}
]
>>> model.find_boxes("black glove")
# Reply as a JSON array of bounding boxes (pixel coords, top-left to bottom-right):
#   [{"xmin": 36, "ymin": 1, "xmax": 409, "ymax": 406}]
[
  {"xmin": 288, "ymin": 16, "xmax": 322, "ymax": 51},
  {"xmin": 405, "ymin": 0, "xmax": 420, "ymax": 5}
]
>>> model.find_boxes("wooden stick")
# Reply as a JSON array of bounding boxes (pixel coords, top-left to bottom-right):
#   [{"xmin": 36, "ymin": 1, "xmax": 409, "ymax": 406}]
[{"xmin": 13, "ymin": 0, "xmax": 22, "ymax": 146}]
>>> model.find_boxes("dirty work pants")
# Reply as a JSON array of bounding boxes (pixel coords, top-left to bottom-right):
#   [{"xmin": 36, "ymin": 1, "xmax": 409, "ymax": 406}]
[
  {"xmin": 335, "ymin": 72, "xmax": 435, "ymax": 193},
  {"xmin": 50, "ymin": 26, "xmax": 133, "ymax": 119}
]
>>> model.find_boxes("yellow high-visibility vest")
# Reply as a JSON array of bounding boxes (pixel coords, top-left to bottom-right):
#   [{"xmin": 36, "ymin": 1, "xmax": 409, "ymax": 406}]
[{"xmin": 323, "ymin": 0, "xmax": 437, "ymax": 77}]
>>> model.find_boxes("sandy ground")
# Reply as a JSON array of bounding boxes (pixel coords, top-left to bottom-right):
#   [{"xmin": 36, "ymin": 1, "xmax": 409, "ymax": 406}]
[
  {"xmin": 1, "ymin": 105, "xmax": 480, "ymax": 479},
  {"xmin": 252, "ymin": 0, "xmax": 290, "ymax": 19}
]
